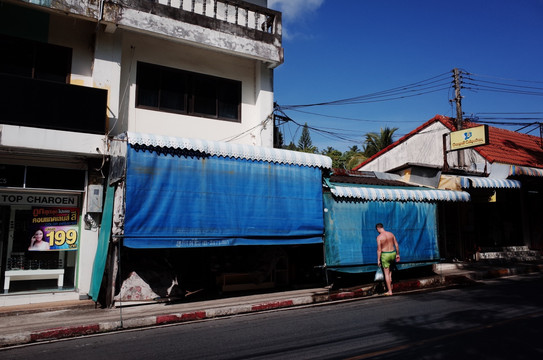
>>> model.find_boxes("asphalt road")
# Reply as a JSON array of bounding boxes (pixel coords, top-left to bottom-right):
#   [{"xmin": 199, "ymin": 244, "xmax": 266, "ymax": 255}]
[{"xmin": 2, "ymin": 273, "xmax": 542, "ymax": 360}]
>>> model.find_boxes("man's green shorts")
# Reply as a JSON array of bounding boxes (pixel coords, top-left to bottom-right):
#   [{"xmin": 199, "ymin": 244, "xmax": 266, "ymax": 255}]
[{"xmin": 381, "ymin": 251, "xmax": 397, "ymax": 269}]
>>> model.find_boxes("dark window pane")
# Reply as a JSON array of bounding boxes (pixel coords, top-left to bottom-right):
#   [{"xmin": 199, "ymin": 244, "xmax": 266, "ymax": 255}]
[
  {"xmin": 0, "ymin": 36, "xmax": 33, "ymax": 77},
  {"xmin": 35, "ymin": 42, "xmax": 71, "ymax": 83},
  {"xmin": 0, "ymin": 164, "xmax": 25, "ymax": 187},
  {"xmin": 136, "ymin": 63, "xmax": 160, "ymax": 108},
  {"xmin": 135, "ymin": 62, "xmax": 241, "ymax": 121},
  {"xmin": 160, "ymin": 70, "xmax": 186, "ymax": 112},
  {"xmin": 218, "ymin": 80, "xmax": 240, "ymax": 120},
  {"xmin": 193, "ymin": 76, "xmax": 217, "ymax": 116},
  {"xmin": 0, "ymin": 35, "xmax": 71, "ymax": 83},
  {"xmin": 26, "ymin": 167, "xmax": 85, "ymax": 190}
]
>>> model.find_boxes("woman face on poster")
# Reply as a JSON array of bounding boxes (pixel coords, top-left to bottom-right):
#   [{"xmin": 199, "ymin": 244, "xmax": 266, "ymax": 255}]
[{"xmin": 29, "ymin": 229, "xmax": 49, "ymax": 251}]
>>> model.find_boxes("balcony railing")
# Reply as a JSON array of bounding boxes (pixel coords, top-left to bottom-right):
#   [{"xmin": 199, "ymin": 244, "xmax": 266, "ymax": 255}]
[
  {"xmin": 0, "ymin": 74, "xmax": 108, "ymax": 135},
  {"xmin": 155, "ymin": 0, "xmax": 281, "ymax": 36}
]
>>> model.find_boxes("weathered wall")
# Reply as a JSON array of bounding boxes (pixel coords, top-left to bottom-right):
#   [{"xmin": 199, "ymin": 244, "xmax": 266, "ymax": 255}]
[
  {"xmin": 359, "ymin": 121, "xmax": 487, "ymax": 172},
  {"xmin": 114, "ymin": 31, "xmax": 274, "ymax": 146}
]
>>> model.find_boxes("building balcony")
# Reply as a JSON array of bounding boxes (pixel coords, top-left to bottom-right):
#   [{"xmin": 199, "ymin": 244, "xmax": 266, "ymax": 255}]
[
  {"xmin": 15, "ymin": 0, "xmax": 283, "ymax": 67},
  {"xmin": 0, "ymin": 74, "xmax": 108, "ymax": 135}
]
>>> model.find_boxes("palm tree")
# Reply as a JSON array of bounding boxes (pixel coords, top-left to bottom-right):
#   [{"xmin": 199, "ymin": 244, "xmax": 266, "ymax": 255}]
[
  {"xmin": 341, "ymin": 145, "xmax": 366, "ymax": 170},
  {"xmin": 362, "ymin": 127, "xmax": 398, "ymax": 157}
]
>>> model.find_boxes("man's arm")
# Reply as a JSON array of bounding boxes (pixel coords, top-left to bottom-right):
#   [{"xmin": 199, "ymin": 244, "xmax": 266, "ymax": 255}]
[
  {"xmin": 377, "ymin": 237, "xmax": 382, "ymax": 266},
  {"xmin": 393, "ymin": 235, "xmax": 400, "ymax": 261}
]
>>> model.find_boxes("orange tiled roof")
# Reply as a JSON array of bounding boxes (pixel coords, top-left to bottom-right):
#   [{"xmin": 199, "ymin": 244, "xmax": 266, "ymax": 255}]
[
  {"xmin": 354, "ymin": 115, "xmax": 543, "ymax": 170},
  {"xmin": 447, "ymin": 118, "xmax": 543, "ymax": 168}
]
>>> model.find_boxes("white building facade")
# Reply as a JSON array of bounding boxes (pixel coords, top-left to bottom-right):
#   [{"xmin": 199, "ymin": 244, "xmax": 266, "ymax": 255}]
[{"xmin": 0, "ymin": 0, "xmax": 283, "ymax": 306}]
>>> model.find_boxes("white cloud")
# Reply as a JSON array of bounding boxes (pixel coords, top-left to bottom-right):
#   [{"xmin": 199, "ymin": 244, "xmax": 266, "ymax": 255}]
[{"xmin": 268, "ymin": 0, "xmax": 325, "ymax": 21}]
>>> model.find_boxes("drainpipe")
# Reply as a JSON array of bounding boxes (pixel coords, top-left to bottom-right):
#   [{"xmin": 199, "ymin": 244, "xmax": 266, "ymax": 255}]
[
  {"xmin": 99, "ymin": 0, "xmax": 105, "ymax": 22},
  {"xmin": 442, "ymin": 133, "xmax": 449, "ymax": 172}
]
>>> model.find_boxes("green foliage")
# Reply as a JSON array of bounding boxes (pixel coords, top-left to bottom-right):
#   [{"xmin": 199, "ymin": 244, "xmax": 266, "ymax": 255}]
[
  {"xmin": 321, "ymin": 145, "xmax": 366, "ymax": 170},
  {"xmin": 276, "ymin": 125, "xmax": 400, "ymax": 170},
  {"xmin": 342, "ymin": 145, "xmax": 366, "ymax": 170},
  {"xmin": 286, "ymin": 141, "xmax": 297, "ymax": 151},
  {"xmin": 362, "ymin": 127, "xmax": 398, "ymax": 157},
  {"xmin": 321, "ymin": 147, "xmax": 344, "ymax": 168},
  {"xmin": 273, "ymin": 125, "xmax": 284, "ymax": 148},
  {"xmin": 346, "ymin": 154, "xmax": 366, "ymax": 170},
  {"xmin": 297, "ymin": 123, "xmax": 318, "ymax": 153}
]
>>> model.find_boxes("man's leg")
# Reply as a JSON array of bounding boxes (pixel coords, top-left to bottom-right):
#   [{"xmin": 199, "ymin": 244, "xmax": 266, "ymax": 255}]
[{"xmin": 383, "ymin": 267, "xmax": 392, "ymax": 295}]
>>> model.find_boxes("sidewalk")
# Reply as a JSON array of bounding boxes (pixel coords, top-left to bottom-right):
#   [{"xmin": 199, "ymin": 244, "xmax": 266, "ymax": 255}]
[{"xmin": 1, "ymin": 260, "xmax": 542, "ymax": 348}]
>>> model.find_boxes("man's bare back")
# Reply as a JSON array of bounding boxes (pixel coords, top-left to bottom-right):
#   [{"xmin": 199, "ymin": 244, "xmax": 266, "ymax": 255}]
[{"xmin": 377, "ymin": 231, "xmax": 397, "ymax": 252}]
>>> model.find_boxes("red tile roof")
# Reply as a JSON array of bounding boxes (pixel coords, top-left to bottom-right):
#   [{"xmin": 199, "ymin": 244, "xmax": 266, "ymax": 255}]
[
  {"xmin": 470, "ymin": 122, "xmax": 543, "ymax": 168},
  {"xmin": 353, "ymin": 115, "xmax": 543, "ymax": 170}
]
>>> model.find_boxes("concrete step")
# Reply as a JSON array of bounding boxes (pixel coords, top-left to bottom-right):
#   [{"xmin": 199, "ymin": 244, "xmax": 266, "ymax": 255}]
[{"xmin": 478, "ymin": 246, "xmax": 541, "ymax": 261}]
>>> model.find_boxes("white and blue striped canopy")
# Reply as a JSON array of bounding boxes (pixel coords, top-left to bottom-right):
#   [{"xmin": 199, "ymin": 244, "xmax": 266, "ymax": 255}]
[
  {"xmin": 330, "ymin": 185, "xmax": 471, "ymax": 202},
  {"xmin": 459, "ymin": 177, "xmax": 521, "ymax": 189},
  {"xmin": 127, "ymin": 132, "xmax": 333, "ymax": 169},
  {"xmin": 509, "ymin": 165, "xmax": 543, "ymax": 177}
]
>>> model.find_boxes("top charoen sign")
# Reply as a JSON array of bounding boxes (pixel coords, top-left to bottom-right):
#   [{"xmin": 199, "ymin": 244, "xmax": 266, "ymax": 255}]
[{"xmin": 450, "ymin": 125, "xmax": 489, "ymax": 151}]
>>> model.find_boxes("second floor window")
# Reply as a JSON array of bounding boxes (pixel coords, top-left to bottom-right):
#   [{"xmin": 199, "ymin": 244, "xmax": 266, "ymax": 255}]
[
  {"xmin": 0, "ymin": 34, "xmax": 72, "ymax": 83},
  {"xmin": 136, "ymin": 62, "xmax": 241, "ymax": 122}
]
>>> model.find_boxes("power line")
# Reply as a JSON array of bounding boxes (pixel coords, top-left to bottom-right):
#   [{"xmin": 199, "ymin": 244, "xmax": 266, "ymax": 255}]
[
  {"xmin": 275, "ymin": 69, "xmax": 543, "ymax": 150},
  {"xmin": 285, "ymin": 108, "xmax": 422, "ymax": 123},
  {"xmin": 476, "ymin": 112, "xmax": 543, "ymax": 115},
  {"xmin": 461, "ymin": 71, "xmax": 543, "ymax": 97},
  {"xmin": 466, "ymin": 78, "xmax": 543, "ymax": 91},
  {"xmin": 462, "ymin": 71, "xmax": 543, "ymax": 85},
  {"xmin": 281, "ymin": 72, "xmax": 452, "ymax": 109},
  {"xmin": 463, "ymin": 83, "xmax": 543, "ymax": 96},
  {"xmin": 475, "ymin": 117, "xmax": 543, "ymax": 121}
]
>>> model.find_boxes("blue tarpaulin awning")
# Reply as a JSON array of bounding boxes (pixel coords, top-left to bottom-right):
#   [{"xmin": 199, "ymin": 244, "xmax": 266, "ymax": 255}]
[
  {"xmin": 323, "ymin": 193, "xmax": 440, "ymax": 273},
  {"xmin": 121, "ymin": 134, "xmax": 332, "ymax": 248}
]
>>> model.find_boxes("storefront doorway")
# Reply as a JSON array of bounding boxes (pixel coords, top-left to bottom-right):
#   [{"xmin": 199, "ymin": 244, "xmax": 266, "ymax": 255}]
[{"xmin": 0, "ymin": 193, "xmax": 80, "ymax": 294}]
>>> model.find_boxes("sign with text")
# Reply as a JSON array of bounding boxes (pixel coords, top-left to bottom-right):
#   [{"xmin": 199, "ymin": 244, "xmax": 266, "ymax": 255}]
[
  {"xmin": 0, "ymin": 191, "xmax": 79, "ymax": 207},
  {"xmin": 28, "ymin": 207, "xmax": 79, "ymax": 251},
  {"xmin": 450, "ymin": 125, "xmax": 489, "ymax": 151}
]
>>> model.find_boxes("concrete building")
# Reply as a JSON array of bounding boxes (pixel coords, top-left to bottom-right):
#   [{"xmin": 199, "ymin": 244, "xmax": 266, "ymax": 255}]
[{"xmin": 0, "ymin": 0, "xmax": 285, "ymax": 306}]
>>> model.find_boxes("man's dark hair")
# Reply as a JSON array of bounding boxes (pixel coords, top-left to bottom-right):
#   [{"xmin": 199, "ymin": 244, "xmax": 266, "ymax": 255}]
[{"xmin": 375, "ymin": 223, "xmax": 384, "ymax": 229}]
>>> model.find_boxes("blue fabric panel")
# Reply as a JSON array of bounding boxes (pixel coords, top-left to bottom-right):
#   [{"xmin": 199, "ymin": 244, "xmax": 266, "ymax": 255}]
[
  {"xmin": 323, "ymin": 193, "xmax": 439, "ymax": 272},
  {"xmin": 124, "ymin": 146, "xmax": 324, "ymax": 248}
]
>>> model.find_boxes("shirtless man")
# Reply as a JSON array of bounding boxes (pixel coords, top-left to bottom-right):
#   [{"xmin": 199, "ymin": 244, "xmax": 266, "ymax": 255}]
[{"xmin": 376, "ymin": 223, "xmax": 400, "ymax": 295}]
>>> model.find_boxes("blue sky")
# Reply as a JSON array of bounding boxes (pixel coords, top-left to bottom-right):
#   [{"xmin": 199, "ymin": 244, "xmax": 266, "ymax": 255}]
[{"xmin": 268, "ymin": 0, "xmax": 543, "ymax": 152}]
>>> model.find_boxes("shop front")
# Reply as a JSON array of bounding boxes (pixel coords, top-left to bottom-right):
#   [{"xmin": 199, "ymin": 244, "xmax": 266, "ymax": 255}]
[
  {"xmin": 0, "ymin": 164, "xmax": 86, "ymax": 298},
  {"xmin": 322, "ymin": 182, "xmax": 471, "ymax": 274},
  {"xmin": 92, "ymin": 133, "xmax": 332, "ymax": 305}
]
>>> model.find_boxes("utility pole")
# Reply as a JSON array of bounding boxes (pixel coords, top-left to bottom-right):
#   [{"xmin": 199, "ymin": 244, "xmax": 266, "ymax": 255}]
[
  {"xmin": 452, "ymin": 68, "xmax": 463, "ymax": 130},
  {"xmin": 452, "ymin": 68, "xmax": 465, "ymax": 167}
]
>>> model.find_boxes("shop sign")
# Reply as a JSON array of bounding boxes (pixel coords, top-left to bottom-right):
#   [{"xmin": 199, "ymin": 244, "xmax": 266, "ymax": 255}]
[
  {"xmin": 28, "ymin": 207, "xmax": 79, "ymax": 251},
  {"xmin": 450, "ymin": 125, "xmax": 489, "ymax": 151},
  {"xmin": 0, "ymin": 191, "xmax": 79, "ymax": 207}
]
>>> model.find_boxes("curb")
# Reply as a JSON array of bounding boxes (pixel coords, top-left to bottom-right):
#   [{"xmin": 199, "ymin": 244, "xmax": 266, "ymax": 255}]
[
  {"xmin": 1, "ymin": 264, "xmax": 542, "ymax": 347},
  {"xmin": 0, "ymin": 278, "xmax": 446, "ymax": 347}
]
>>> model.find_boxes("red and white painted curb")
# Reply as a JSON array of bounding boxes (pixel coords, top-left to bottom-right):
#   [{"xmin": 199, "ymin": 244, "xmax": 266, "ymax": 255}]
[{"xmin": 2, "ymin": 264, "xmax": 541, "ymax": 347}]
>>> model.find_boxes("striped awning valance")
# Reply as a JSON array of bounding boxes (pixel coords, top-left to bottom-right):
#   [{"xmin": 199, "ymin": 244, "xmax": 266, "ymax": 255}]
[
  {"xmin": 509, "ymin": 165, "xmax": 543, "ymax": 177},
  {"xmin": 330, "ymin": 185, "xmax": 471, "ymax": 202},
  {"xmin": 126, "ymin": 132, "xmax": 333, "ymax": 169},
  {"xmin": 460, "ymin": 177, "xmax": 521, "ymax": 189}
]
